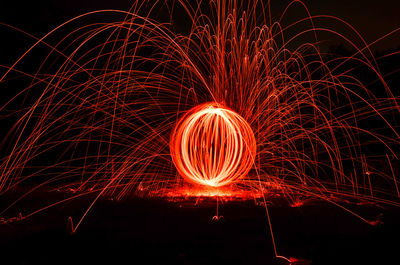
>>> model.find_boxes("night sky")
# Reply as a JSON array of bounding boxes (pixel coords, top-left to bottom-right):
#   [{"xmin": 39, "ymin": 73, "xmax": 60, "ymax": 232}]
[{"xmin": 0, "ymin": 0, "xmax": 399, "ymax": 53}]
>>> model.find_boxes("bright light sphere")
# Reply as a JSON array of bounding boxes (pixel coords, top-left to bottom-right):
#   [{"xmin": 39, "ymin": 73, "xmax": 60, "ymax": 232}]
[{"xmin": 170, "ymin": 103, "xmax": 256, "ymax": 187}]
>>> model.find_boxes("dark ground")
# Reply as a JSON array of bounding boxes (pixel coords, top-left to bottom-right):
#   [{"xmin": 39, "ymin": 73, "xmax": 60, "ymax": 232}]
[{"xmin": 1, "ymin": 189, "xmax": 400, "ymax": 265}]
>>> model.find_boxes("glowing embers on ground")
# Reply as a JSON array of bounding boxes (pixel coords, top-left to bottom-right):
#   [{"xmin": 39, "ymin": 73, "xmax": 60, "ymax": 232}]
[{"xmin": 170, "ymin": 103, "xmax": 256, "ymax": 188}]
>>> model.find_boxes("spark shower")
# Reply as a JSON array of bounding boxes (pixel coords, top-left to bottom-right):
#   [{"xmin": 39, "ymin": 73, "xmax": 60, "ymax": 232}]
[{"xmin": 0, "ymin": 0, "xmax": 399, "ymax": 240}]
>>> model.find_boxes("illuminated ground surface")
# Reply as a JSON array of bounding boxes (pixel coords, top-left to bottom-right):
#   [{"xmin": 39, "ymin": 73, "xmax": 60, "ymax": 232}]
[{"xmin": 1, "ymin": 189, "xmax": 400, "ymax": 265}]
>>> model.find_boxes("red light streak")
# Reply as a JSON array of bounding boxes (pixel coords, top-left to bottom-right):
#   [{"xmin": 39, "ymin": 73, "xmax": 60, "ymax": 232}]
[
  {"xmin": 0, "ymin": 0, "xmax": 398, "ymax": 243},
  {"xmin": 170, "ymin": 103, "xmax": 256, "ymax": 188}
]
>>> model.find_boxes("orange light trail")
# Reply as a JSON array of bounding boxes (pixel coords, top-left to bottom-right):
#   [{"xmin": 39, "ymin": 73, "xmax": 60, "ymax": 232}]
[
  {"xmin": 0, "ymin": 0, "xmax": 399, "ymax": 236},
  {"xmin": 170, "ymin": 103, "xmax": 256, "ymax": 187},
  {"xmin": 0, "ymin": 2, "xmax": 399, "ymax": 262}
]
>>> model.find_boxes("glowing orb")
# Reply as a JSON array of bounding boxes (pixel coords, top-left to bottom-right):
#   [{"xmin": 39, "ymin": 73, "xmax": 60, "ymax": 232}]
[{"xmin": 170, "ymin": 103, "xmax": 256, "ymax": 187}]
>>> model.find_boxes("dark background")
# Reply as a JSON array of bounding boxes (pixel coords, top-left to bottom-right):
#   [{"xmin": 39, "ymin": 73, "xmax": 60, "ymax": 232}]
[
  {"xmin": 0, "ymin": 0, "xmax": 400, "ymax": 64},
  {"xmin": 1, "ymin": 0, "xmax": 399, "ymax": 41}
]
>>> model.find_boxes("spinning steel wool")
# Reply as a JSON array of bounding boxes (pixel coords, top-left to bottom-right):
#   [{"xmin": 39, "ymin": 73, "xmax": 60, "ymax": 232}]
[{"xmin": 170, "ymin": 103, "xmax": 256, "ymax": 187}]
